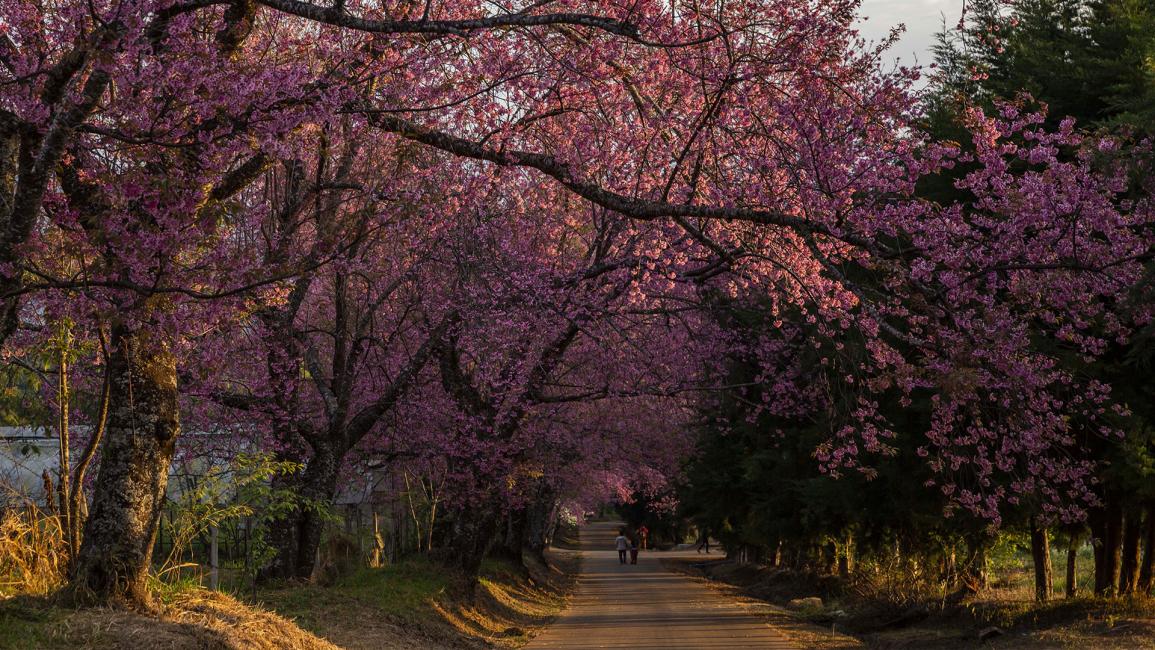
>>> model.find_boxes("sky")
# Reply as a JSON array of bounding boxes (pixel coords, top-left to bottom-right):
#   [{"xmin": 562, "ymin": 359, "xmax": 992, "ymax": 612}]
[{"xmin": 857, "ymin": 0, "xmax": 968, "ymax": 66}]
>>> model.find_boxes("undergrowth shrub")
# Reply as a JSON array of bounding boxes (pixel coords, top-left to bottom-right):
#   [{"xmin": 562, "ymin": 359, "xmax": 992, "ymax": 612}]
[
  {"xmin": 846, "ymin": 555, "xmax": 949, "ymax": 616},
  {"xmin": 0, "ymin": 504, "xmax": 67, "ymax": 597}
]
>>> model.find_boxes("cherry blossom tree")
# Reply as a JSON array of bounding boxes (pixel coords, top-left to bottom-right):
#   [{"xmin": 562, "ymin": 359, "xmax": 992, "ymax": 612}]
[{"xmin": 2, "ymin": 0, "xmax": 1152, "ymax": 609}]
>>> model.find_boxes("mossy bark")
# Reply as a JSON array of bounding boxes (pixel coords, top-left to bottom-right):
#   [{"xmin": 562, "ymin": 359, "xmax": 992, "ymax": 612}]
[{"xmin": 68, "ymin": 324, "xmax": 179, "ymax": 609}]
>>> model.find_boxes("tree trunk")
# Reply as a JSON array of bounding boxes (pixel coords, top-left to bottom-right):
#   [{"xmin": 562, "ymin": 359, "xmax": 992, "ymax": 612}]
[
  {"xmin": 524, "ymin": 486, "xmax": 557, "ymax": 563},
  {"xmin": 259, "ymin": 474, "xmax": 301, "ymax": 582},
  {"xmin": 1138, "ymin": 503, "xmax": 1155, "ymax": 594},
  {"xmin": 68, "ymin": 325, "xmax": 179, "ymax": 609},
  {"xmin": 1066, "ymin": 530, "xmax": 1080, "ymax": 598},
  {"xmin": 56, "ymin": 334, "xmax": 74, "ymax": 556},
  {"xmin": 444, "ymin": 503, "xmax": 501, "ymax": 589},
  {"xmin": 489, "ymin": 508, "xmax": 528, "ymax": 566},
  {"xmin": 839, "ymin": 532, "xmax": 853, "ymax": 579},
  {"xmin": 68, "ymin": 359, "xmax": 109, "ymax": 572},
  {"xmin": 822, "ymin": 540, "xmax": 838, "ymax": 575},
  {"xmin": 0, "ymin": 115, "xmax": 24, "ymax": 349},
  {"xmin": 1093, "ymin": 497, "xmax": 1124, "ymax": 596},
  {"xmin": 1091, "ymin": 507, "xmax": 1106, "ymax": 594},
  {"xmin": 1030, "ymin": 517, "xmax": 1053, "ymax": 602},
  {"xmin": 263, "ymin": 440, "xmax": 341, "ymax": 581},
  {"xmin": 1119, "ymin": 508, "xmax": 1143, "ymax": 595},
  {"xmin": 963, "ymin": 535, "xmax": 989, "ymax": 591}
]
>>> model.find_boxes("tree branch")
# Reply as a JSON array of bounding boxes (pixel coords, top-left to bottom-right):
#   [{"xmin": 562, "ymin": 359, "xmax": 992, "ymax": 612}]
[
  {"xmin": 362, "ymin": 112, "xmax": 891, "ymax": 257},
  {"xmin": 253, "ymin": 0, "xmax": 641, "ymax": 40}
]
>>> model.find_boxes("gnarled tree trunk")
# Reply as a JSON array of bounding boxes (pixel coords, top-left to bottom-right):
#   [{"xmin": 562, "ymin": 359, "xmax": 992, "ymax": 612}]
[{"xmin": 68, "ymin": 324, "xmax": 179, "ymax": 609}]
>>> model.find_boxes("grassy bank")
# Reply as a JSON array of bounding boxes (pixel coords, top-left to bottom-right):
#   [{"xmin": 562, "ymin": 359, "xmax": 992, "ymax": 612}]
[
  {"xmin": 0, "ymin": 587, "xmax": 340, "ymax": 650},
  {"xmin": 667, "ymin": 557, "xmax": 1155, "ymax": 649},
  {"xmin": 257, "ymin": 553, "xmax": 578, "ymax": 649},
  {"xmin": 0, "ymin": 551, "xmax": 578, "ymax": 650}
]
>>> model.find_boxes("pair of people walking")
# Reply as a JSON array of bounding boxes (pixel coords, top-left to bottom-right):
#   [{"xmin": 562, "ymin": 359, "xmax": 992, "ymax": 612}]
[{"xmin": 614, "ymin": 528, "xmax": 640, "ymax": 565}]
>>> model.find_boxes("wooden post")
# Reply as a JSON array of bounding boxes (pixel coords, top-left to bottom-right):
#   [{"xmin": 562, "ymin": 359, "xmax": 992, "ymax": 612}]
[
  {"xmin": 355, "ymin": 505, "xmax": 364, "ymax": 560},
  {"xmin": 369, "ymin": 510, "xmax": 383, "ymax": 568},
  {"xmin": 1066, "ymin": 531, "xmax": 1079, "ymax": 598}
]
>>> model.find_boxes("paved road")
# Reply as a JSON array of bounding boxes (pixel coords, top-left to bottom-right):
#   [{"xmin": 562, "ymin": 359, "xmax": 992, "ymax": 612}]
[{"xmin": 527, "ymin": 521, "xmax": 795, "ymax": 649}]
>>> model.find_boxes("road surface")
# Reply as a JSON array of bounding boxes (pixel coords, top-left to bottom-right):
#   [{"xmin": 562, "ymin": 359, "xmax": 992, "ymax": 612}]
[{"xmin": 527, "ymin": 521, "xmax": 795, "ymax": 649}]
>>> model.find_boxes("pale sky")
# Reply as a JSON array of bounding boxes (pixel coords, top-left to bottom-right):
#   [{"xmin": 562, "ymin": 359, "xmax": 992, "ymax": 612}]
[{"xmin": 857, "ymin": 0, "xmax": 968, "ymax": 66}]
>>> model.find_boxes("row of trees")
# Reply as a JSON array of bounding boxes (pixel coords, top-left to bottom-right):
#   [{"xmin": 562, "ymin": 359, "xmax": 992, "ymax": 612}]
[
  {"xmin": 680, "ymin": 0, "xmax": 1155, "ymax": 602},
  {"xmin": 0, "ymin": 0, "xmax": 1151, "ymax": 612}
]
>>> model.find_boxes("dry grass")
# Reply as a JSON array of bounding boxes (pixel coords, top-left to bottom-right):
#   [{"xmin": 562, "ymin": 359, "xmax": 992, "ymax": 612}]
[
  {"xmin": 0, "ymin": 588, "xmax": 340, "ymax": 650},
  {"xmin": 0, "ymin": 506, "xmax": 67, "ymax": 598},
  {"xmin": 0, "ymin": 506, "xmax": 339, "ymax": 649}
]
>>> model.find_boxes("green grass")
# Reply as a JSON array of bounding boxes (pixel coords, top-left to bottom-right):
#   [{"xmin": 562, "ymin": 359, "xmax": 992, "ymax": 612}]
[
  {"xmin": 257, "ymin": 557, "xmax": 453, "ymax": 628},
  {"xmin": 0, "ymin": 599, "xmax": 65, "ymax": 650},
  {"xmin": 335, "ymin": 560, "xmax": 453, "ymax": 619}
]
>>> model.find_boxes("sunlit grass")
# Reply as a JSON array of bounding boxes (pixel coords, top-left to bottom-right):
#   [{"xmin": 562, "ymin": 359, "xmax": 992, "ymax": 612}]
[{"xmin": 257, "ymin": 554, "xmax": 575, "ymax": 648}]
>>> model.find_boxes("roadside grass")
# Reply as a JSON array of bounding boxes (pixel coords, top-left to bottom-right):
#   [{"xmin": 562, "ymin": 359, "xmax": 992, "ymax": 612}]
[
  {"xmin": 667, "ymin": 555, "xmax": 1155, "ymax": 649},
  {"xmin": 255, "ymin": 552, "xmax": 579, "ymax": 649},
  {"xmin": 0, "ymin": 586, "xmax": 340, "ymax": 650},
  {"xmin": 0, "ymin": 498, "xmax": 580, "ymax": 650},
  {"xmin": 0, "ymin": 551, "xmax": 578, "ymax": 650},
  {"xmin": 260, "ymin": 557, "xmax": 454, "ymax": 628}
]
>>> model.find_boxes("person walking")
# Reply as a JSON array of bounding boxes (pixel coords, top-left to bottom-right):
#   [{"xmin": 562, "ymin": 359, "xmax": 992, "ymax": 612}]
[
  {"xmin": 615, "ymin": 529, "xmax": 629, "ymax": 564},
  {"xmin": 696, "ymin": 530, "xmax": 711, "ymax": 554},
  {"xmin": 629, "ymin": 536, "xmax": 640, "ymax": 565},
  {"xmin": 637, "ymin": 524, "xmax": 649, "ymax": 550}
]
